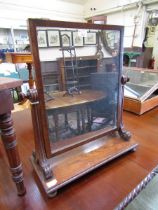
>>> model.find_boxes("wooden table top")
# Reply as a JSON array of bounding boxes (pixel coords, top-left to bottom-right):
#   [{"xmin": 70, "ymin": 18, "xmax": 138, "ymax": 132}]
[
  {"xmin": 0, "ymin": 77, "xmax": 22, "ymax": 90},
  {"xmin": 46, "ymin": 89, "xmax": 106, "ymax": 110},
  {"xmin": 5, "ymin": 52, "xmax": 32, "ymax": 64},
  {"xmin": 1, "ymin": 106, "xmax": 158, "ymax": 209}
]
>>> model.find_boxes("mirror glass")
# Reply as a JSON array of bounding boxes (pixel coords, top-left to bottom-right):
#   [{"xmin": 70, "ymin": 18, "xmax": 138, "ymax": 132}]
[{"xmin": 36, "ymin": 25, "xmax": 121, "ymax": 154}]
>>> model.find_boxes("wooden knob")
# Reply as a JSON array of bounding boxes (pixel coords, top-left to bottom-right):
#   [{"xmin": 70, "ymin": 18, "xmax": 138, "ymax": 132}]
[{"xmin": 121, "ymin": 75, "xmax": 130, "ymax": 85}]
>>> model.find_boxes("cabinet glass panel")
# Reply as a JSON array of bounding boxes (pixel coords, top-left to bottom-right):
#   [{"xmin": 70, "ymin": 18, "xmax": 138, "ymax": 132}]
[
  {"xmin": 35, "ymin": 25, "xmax": 121, "ymax": 155},
  {"xmin": 123, "ymin": 68, "xmax": 158, "ymax": 101}
]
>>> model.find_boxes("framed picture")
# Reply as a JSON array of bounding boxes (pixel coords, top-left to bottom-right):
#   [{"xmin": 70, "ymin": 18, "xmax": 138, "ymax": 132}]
[
  {"xmin": 60, "ymin": 31, "xmax": 72, "ymax": 47},
  {"xmin": 84, "ymin": 32, "xmax": 96, "ymax": 45},
  {"xmin": 72, "ymin": 31, "xmax": 83, "ymax": 47},
  {"xmin": 47, "ymin": 30, "xmax": 60, "ymax": 47},
  {"xmin": 37, "ymin": 30, "xmax": 47, "ymax": 48}
]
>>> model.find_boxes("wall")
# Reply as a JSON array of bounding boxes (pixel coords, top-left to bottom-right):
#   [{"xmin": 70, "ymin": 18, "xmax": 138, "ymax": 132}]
[
  {"xmin": 153, "ymin": 25, "xmax": 158, "ymax": 69},
  {"xmin": 0, "ymin": 0, "xmax": 85, "ymax": 51},
  {"xmin": 0, "ymin": 0, "xmax": 84, "ymax": 29},
  {"xmin": 84, "ymin": 0, "xmax": 158, "ymax": 48}
]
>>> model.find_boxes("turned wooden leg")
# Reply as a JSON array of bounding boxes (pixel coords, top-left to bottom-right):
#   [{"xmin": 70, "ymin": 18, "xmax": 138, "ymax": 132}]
[
  {"xmin": 26, "ymin": 63, "xmax": 34, "ymax": 89},
  {"xmin": 0, "ymin": 112, "xmax": 26, "ymax": 196}
]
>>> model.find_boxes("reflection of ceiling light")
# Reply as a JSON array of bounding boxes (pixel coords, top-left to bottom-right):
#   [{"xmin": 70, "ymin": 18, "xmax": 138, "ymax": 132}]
[{"xmin": 83, "ymin": 140, "xmax": 104, "ymax": 153}]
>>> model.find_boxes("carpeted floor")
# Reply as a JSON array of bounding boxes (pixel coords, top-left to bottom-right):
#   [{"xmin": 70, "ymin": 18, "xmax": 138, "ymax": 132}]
[
  {"xmin": 115, "ymin": 166, "xmax": 158, "ymax": 210},
  {"xmin": 125, "ymin": 174, "xmax": 158, "ymax": 210}
]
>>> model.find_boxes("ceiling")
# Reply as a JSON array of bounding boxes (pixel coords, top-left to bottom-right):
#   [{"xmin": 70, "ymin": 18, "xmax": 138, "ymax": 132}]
[{"xmin": 59, "ymin": 0, "xmax": 88, "ymax": 5}]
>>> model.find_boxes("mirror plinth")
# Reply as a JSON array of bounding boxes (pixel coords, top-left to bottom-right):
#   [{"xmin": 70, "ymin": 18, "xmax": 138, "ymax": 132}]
[{"xmin": 30, "ymin": 134, "xmax": 137, "ymax": 197}]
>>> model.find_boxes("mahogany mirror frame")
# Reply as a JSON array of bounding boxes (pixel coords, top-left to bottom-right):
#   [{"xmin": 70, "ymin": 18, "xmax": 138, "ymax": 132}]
[{"xmin": 28, "ymin": 18, "xmax": 126, "ymax": 158}]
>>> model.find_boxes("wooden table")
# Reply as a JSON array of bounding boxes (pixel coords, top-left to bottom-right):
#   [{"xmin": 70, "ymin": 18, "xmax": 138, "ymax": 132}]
[
  {"xmin": 0, "ymin": 77, "xmax": 26, "ymax": 196},
  {"xmin": 46, "ymin": 90, "xmax": 106, "ymax": 140},
  {"xmin": 5, "ymin": 52, "xmax": 34, "ymax": 89},
  {"xmin": 1, "ymin": 106, "xmax": 157, "ymax": 210}
]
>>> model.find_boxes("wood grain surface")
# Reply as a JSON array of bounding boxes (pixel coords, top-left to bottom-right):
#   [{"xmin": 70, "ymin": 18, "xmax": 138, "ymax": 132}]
[{"xmin": 0, "ymin": 108, "xmax": 158, "ymax": 210}]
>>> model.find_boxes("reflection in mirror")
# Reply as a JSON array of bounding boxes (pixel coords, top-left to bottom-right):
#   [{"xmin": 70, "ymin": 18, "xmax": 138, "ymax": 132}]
[{"xmin": 36, "ymin": 26, "xmax": 120, "ymax": 154}]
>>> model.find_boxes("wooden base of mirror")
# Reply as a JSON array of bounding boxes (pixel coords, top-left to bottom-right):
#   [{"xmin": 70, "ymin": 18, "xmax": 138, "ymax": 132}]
[{"xmin": 30, "ymin": 134, "xmax": 138, "ymax": 197}]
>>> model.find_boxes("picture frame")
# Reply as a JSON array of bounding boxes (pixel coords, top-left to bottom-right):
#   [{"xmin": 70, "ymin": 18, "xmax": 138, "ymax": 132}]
[
  {"xmin": 84, "ymin": 32, "xmax": 96, "ymax": 45},
  {"xmin": 72, "ymin": 31, "xmax": 84, "ymax": 47},
  {"xmin": 37, "ymin": 30, "xmax": 47, "ymax": 48},
  {"xmin": 60, "ymin": 31, "xmax": 72, "ymax": 47},
  {"xmin": 47, "ymin": 30, "xmax": 60, "ymax": 47}
]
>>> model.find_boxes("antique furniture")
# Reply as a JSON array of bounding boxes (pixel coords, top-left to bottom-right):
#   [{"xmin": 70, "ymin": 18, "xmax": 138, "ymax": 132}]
[
  {"xmin": 25, "ymin": 18, "xmax": 138, "ymax": 196},
  {"xmin": 6, "ymin": 52, "xmax": 34, "ymax": 89},
  {"xmin": 46, "ymin": 89, "xmax": 106, "ymax": 141},
  {"xmin": 0, "ymin": 77, "xmax": 26, "ymax": 196},
  {"xmin": 123, "ymin": 67, "xmax": 158, "ymax": 115},
  {"xmin": 57, "ymin": 55, "xmax": 98, "ymax": 91}
]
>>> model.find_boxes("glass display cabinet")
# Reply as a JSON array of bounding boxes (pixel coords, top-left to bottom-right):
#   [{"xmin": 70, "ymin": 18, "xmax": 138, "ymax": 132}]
[
  {"xmin": 123, "ymin": 67, "xmax": 158, "ymax": 115},
  {"xmin": 25, "ymin": 19, "xmax": 138, "ymax": 196}
]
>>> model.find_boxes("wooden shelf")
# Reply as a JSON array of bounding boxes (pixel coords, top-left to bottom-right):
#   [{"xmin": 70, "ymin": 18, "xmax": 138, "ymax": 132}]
[
  {"xmin": 58, "ymin": 56, "xmax": 98, "ymax": 91},
  {"xmin": 6, "ymin": 52, "xmax": 33, "ymax": 64}
]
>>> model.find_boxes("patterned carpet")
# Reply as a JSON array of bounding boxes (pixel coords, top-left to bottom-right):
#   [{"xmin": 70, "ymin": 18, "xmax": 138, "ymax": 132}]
[{"xmin": 115, "ymin": 166, "xmax": 158, "ymax": 210}]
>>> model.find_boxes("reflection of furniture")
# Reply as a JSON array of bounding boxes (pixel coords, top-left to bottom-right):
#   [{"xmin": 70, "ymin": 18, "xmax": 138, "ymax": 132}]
[
  {"xmin": 90, "ymin": 72, "xmax": 118, "ymax": 124},
  {"xmin": 5, "ymin": 53, "xmax": 34, "ymax": 88},
  {"xmin": 0, "ymin": 70, "xmax": 21, "ymax": 102},
  {"xmin": 43, "ymin": 72, "xmax": 60, "ymax": 94},
  {"xmin": 41, "ymin": 61, "xmax": 61, "ymax": 92},
  {"xmin": 46, "ymin": 90, "xmax": 106, "ymax": 140},
  {"xmin": 123, "ymin": 67, "xmax": 158, "ymax": 115},
  {"xmin": 0, "ymin": 77, "xmax": 26, "ymax": 196},
  {"xmin": 123, "ymin": 51, "xmax": 141, "ymax": 67},
  {"xmin": 60, "ymin": 46, "xmax": 80, "ymax": 95},
  {"xmin": 58, "ymin": 56, "xmax": 98, "ymax": 90}
]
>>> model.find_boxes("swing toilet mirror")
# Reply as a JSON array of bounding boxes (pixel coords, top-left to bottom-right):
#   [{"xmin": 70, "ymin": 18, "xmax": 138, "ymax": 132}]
[
  {"xmin": 28, "ymin": 19, "xmax": 123, "ymax": 157},
  {"xmin": 27, "ymin": 19, "xmax": 138, "ymax": 196}
]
